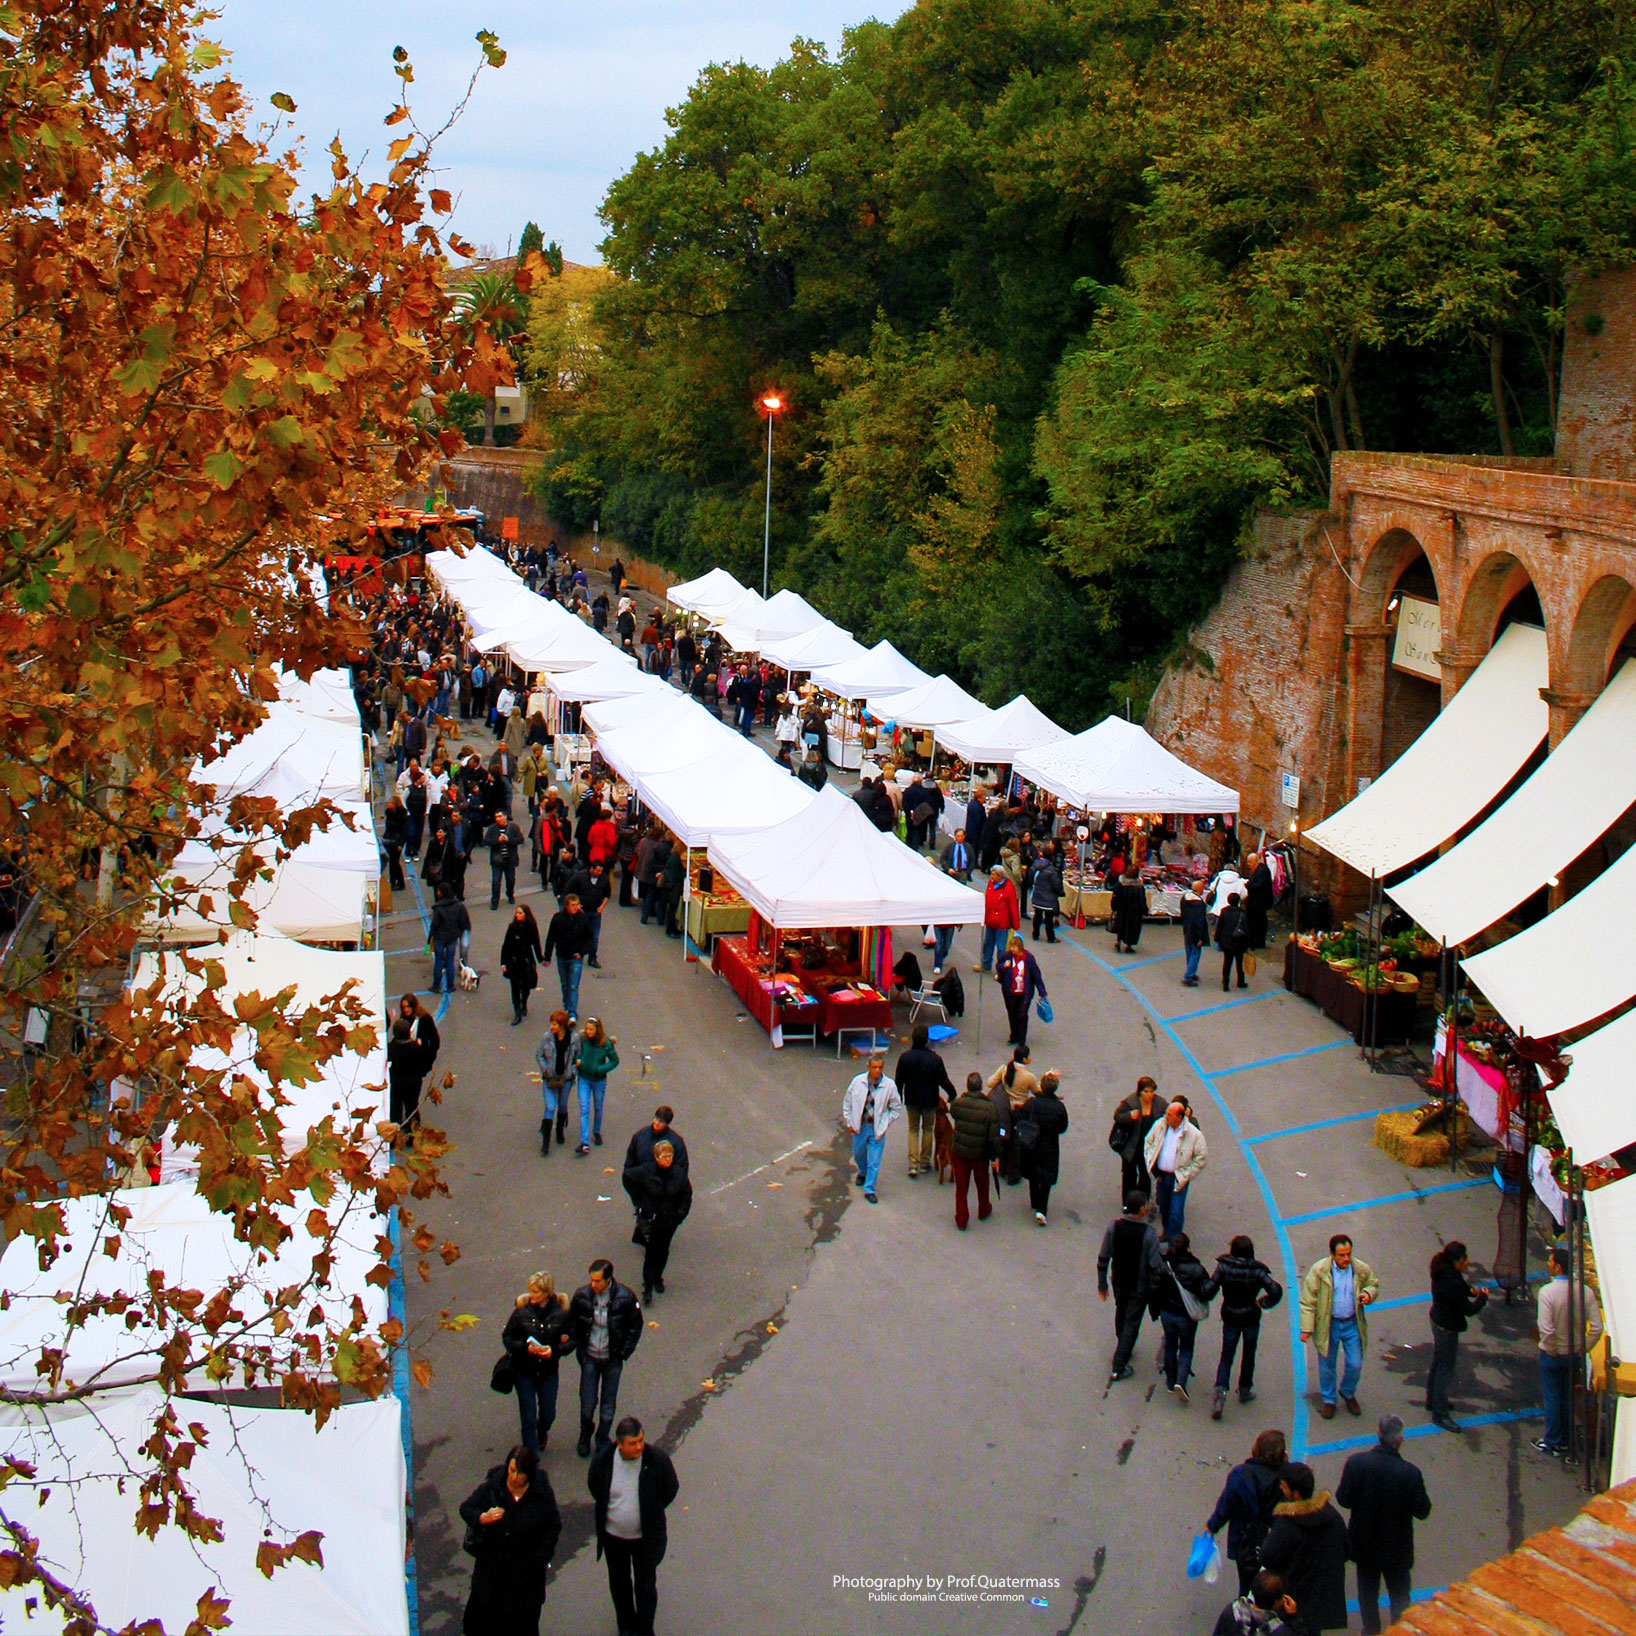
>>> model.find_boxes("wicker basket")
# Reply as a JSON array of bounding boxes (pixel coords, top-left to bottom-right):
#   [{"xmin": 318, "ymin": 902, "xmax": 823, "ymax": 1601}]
[{"xmin": 1374, "ymin": 1105, "xmax": 1474, "ymax": 1168}]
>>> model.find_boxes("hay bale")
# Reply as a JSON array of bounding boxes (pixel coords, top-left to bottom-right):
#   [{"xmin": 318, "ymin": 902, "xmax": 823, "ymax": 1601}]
[{"xmin": 1374, "ymin": 1105, "xmax": 1474, "ymax": 1168}]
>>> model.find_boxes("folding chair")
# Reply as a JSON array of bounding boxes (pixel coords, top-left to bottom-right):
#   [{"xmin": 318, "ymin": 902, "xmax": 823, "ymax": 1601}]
[{"xmin": 908, "ymin": 984, "xmax": 948, "ymax": 1027}]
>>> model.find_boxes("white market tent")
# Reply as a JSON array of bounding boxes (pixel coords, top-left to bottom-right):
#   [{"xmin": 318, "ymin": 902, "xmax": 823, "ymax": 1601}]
[
  {"xmin": 717, "ymin": 588, "xmax": 825, "ymax": 653},
  {"xmin": 1461, "ymin": 838, "xmax": 1636, "ymax": 1039},
  {"xmin": 595, "ymin": 707, "xmax": 745, "ymax": 786},
  {"xmin": 0, "ymin": 1389, "xmax": 409, "ymax": 1636},
  {"xmin": 543, "ymin": 653, "xmax": 657, "ymax": 706},
  {"xmin": 668, "ymin": 566, "xmax": 749, "ymax": 617},
  {"xmin": 1307, "ymin": 623, "xmax": 1549, "ymax": 878},
  {"xmin": 810, "ymin": 639, "xmax": 930, "ymax": 700},
  {"xmin": 708, "ymin": 785, "xmax": 984, "ymax": 929},
  {"xmin": 503, "ymin": 609, "xmax": 619, "ymax": 673},
  {"xmin": 582, "ymin": 689, "xmax": 700, "ymax": 739},
  {"xmin": 865, "ymin": 673, "xmax": 984, "ymax": 731},
  {"xmin": 935, "ymin": 694, "xmax": 1071, "ymax": 765},
  {"xmin": 180, "ymin": 797, "xmax": 379, "ymax": 884},
  {"xmin": 1389, "ymin": 661, "xmax": 1636, "ymax": 945},
  {"xmin": 641, "ymin": 751, "xmax": 816, "ymax": 847},
  {"xmin": 1546, "ymin": 1005, "xmax": 1636, "ymax": 1164},
  {"xmin": 146, "ymin": 857, "xmax": 367, "ymax": 945},
  {"xmin": 0, "ymin": 1181, "xmax": 388, "ymax": 1396},
  {"xmin": 195, "ymin": 704, "xmax": 366, "ymax": 806},
  {"xmin": 1014, "ymin": 716, "xmax": 1238, "ymax": 814},
  {"xmin": 276, "ymin": 666, "xmax": 361, "ymax": 726},
  {"xmin": 761, "ymin": 620, "xmax": 867, "ymax": 674}
]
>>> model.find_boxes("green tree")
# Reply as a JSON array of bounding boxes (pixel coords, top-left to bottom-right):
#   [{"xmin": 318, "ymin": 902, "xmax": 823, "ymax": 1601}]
[{"xmin": 453, "ymin": 268, "xmax": 527, "ymax": 445}]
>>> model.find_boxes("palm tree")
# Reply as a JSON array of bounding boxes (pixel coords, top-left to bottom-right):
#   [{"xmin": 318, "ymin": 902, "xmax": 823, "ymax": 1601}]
[{"xmin": 452, "ymin": 269, "xmax": 526, "ymax": 447}]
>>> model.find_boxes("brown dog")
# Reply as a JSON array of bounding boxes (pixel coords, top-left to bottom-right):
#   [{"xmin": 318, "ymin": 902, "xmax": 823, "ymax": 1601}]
[{"xmin": 932, "ymin": 1105, "xmax": 955, "ymax": 1184}]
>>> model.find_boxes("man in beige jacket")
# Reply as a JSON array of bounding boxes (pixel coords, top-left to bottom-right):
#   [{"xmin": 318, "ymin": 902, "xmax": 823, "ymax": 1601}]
[{"xmin": 1300, "ymin": 1235, "xmax": 1381, "ymax": 1418}]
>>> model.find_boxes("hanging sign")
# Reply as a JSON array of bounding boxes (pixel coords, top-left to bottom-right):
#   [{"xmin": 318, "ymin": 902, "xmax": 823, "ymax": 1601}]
[{"xmin": 1392, "ymin": 595, "xmax": 1442, "ymax": 680}]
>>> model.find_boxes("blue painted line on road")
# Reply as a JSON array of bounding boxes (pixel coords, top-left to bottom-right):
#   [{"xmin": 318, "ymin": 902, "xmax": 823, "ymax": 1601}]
[
  {"xmin": 1279, "ymin": 1176, "xmax": 1488, "ymax": 1226},
  {"xmin": 401, "ymin": 856, "xmax": 451, "ymax": 1021},
  {"xmin": 1214, "ymin": 1040, "xmax": 1351, "ymax": 1080},
  {"xmin": 1168, "ymin": 990, "xmax": 1282, "ymax": 1025},
  {"xmin": 1246, "ymin": 1102, "xmax": 1421, "ymax": 1144},
  {"xmin": 1062, "ymin": 933, "xmax": 1312, "ymax": 1456},
  {"xmin": 1311, "ymin": 1409, "xmax": 1540, "ymax": 1458},
  {"xmin": 1368, "ymin": 1278, "xmax": 1499, "ymax": 1314},
  {"xmin": 388, "ymin": 1206, "xmax": 419, "ymax": 1636},
  {"xmin": 1345, "ymin": 1586, "xmax": 1446, "ymax": 1615}
]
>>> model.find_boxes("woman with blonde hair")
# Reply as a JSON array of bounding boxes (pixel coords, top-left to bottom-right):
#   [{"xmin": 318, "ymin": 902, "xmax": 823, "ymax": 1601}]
[{"xmin": 501, "ymin": 1271, "xmax": 572, "ymax": 1455}]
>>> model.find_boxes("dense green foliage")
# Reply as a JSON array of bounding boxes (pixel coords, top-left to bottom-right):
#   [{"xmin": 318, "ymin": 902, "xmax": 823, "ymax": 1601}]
[{"xmin": 528, "ymin": 0, "xmax": 1636, "ymax": 725}]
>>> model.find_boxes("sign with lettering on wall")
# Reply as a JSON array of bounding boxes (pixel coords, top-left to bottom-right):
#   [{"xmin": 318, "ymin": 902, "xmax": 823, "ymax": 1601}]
[
  {"xmin": 1281, "ymin": 772, "xmax": 1301, "ymax": 811},
  {"xmin": 1392, "ymin": 595, "xmax": 1442, "ymax": 681}
]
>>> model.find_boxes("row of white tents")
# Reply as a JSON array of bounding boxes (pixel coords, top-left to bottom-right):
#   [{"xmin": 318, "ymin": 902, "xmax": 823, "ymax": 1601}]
[
  {"xmin": 425, "ymin": 553, "xmax": 1238, "ymax": 935},
  {"xmin": 1303, "ymin": 622, "xmax": 1636, "ymax": 1479},
  {"xmin": 0, "ymin": 672, "xmax": 411, "ymax": 1631}
]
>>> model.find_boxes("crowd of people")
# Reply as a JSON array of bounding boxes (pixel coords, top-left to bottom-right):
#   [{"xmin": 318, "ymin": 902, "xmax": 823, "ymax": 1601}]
[{"xmin": 348, "ymin": 541, "xmax": 1596, "ymax": 1636}]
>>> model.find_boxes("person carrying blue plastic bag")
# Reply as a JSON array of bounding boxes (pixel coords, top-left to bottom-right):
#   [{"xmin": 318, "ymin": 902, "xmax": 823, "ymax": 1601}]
[
  {"xmin": 997, "ymin": 934, "xmax": 1046, "ymax": 1048},
  {"xmin": 1188, "ymin": 1530, "xmax": 1223, "ymax": 1581}
]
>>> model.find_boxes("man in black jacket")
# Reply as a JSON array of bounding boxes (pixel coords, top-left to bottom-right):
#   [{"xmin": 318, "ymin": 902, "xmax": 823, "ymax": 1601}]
[
  {"xmin": 484, "ymin": 810, "xmax": 525, "ymax": 910},
  {"xmin": 1244, "ymin": 851, "xmax": 1275, "ymax": 949},
  {"xmin": 622, "ymin": 1107, "xmax": 690, "ymax": 1202},
  {"xmin": 588, "ymin": 1417, "xmax": 679, "ymax": 1636},
  {"xmin": 1180, "ymin": 878, "xmax": 1209, "ymax": 987},
  {"xmin": 948, "ymin": 1070, "xmax": 1000, "ymax": 1230},
  {"xmin": 1335, "ymin": 1415, "xmax": 1432, "ymax": 1635},
  {"xmin": 569, "ymin": 1259, "xmax": 644, "ymax": 1457},
  {"xmin": 894, "ymin": 1024, "xmax": 955, "ymax": 1179},
  {"xmin": 1097, "ymin": 1189, "xmax": 1165, "ymax": 1383},
  {"xmin": 1210, "ymin": 1234, "xmax": 1284, "ymax": 1419},
  {"xmin": 1260, "ymin": 1463, "xmax": 1349, "ymax": 1633},
  {"xmin": 543, "ymin": 895, "xmax": 595, "ymax": 1021}
]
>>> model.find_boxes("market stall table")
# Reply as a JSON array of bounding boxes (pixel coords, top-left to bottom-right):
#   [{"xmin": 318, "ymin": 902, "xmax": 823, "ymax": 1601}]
[
  {"xmin": 686, "ymin": 891, "xmax": 752, "ymax": 948},
  {"xmin": 712, "ymin": 935, "xmax": 820, "ymax": 1045},
  {"xmin": 812, "ymin": 980, "xmax": 893, "ymax": 1054},
  {"xmin": 1283, "ymin": 941, "xmax": 1417, "ymax": 1046},
  {"xmin": 1432, "ymin": 1021, "xmax": 1524, "ymax": 1153}
]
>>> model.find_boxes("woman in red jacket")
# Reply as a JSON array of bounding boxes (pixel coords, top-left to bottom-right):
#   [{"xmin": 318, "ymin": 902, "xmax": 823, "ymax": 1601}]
[{"xmin": 977, "ymin": 864, "xmax": 1021, "ymax": 979}]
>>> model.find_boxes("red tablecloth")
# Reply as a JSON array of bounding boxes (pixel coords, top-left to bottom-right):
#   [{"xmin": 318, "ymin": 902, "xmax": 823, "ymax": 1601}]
[
  {"xmin": 814, "ymin": 983, "xmax": 893, "ymax": 1038},
  {"xmin": 712, "ymin": 936, "xmax": 816, "ymax": 1033}
]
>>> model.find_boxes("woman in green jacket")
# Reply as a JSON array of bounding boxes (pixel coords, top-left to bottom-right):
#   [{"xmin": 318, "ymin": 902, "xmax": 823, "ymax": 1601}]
[{"xmin": 574, "ymin": 1016, "xmax": 620, "ymax": 1154}]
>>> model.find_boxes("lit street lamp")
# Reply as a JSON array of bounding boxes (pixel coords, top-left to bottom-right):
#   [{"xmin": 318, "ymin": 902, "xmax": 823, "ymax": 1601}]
[{"xmin": 760, "ymin": 392, "xmax": 783, "ymax": 599}]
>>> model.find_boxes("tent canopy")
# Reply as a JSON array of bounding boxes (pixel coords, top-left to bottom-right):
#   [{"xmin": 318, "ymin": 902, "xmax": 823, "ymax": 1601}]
[
  {"xmin": 1307, "ymin": 622, "xmax": 1549, "ymax": 878},
  {"xmin": 640, "ymin": 749, "xmax": 816, "ymax": 847},
  {"xmin": 761, "ymin": 620, "xmax": 865, "ymax": 673},
  {"xmin": 595, "ymin": 706, "xmax": 744, "ymax": 785},
  {"xmin": 864, "ymin": 673, "xmax": 985, "ymax": 731},
  {"xmin": 0, "ymin": 1390, "xmax": 408, "ymax": 1636},
  {"xmin": 708, "ymin": 785, "xmax": 985, "ymax": 929},
  {"xmin": 147, "ymin": 858, "xmax": 367, "ymax": 945},
  {"xmin": 667, "ymin": 566, "xmax": 748, "ymax": 616},
  {"xmin": 542, "ymin": 653, "xmax": 655, "ymax": 705},
  {"xmin": 810, "ymin": 639, "xmax": 930, "ymax": 700},
  {"xmin": 1389, "ymin": 661, "xmax": 1636, "ymax": 945},
  {"xmin": 717, "ymin": 587, "xmax": 824, "ymax": 652},
  {"xmin": 1014, "ymin": 717, "xmax": 1238, "ymax": 814},
  {"xmin": 195, "ymin": 705, "xmax": 364, "ymax": 805},
  {"xmin": 0, "ymin": 1181, "xmax": 387, "ymax": 1395},
  {"xmin": 1586, "ymin": 1173, "xmax": 1636, "ymax": 1358},
  {"xmin": 1461, "ymin": 836, "xmax": 1636, "ymax": 1038},
  {"xmin": 935, "ymin": 694, "xmax": 1070, "ymax": 765}
]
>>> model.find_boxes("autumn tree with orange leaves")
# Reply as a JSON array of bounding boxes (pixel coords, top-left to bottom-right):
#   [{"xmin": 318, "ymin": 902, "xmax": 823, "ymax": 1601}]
[{"xmin": 0, "ymin": 2, "xmax": 523, "ymax": 1626}]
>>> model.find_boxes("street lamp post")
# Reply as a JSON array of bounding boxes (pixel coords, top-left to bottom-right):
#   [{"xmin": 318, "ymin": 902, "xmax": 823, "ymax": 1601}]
[{"xmin": 760, "ymin": 393, "xmax": 782, "ymax": 599}]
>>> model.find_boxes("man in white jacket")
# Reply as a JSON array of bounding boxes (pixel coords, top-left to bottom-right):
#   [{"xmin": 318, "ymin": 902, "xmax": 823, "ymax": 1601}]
[
  {"xmin": 1144, "ymin": 1098, "xmax": 1208, "ymax": 1240},
  {"xmin": 842, "ymin": 1055, "xmax": 903, "ymax": 1205}
]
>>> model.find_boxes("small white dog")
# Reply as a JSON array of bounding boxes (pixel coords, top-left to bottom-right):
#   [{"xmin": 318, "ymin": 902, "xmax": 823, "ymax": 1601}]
[{"xmin": 457, "ymin": 963, "xmax": 481, "ymax": 992}]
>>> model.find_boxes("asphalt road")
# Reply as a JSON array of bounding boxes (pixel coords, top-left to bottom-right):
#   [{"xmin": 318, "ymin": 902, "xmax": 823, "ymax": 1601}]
[{"xmin": 391, "ymin": 724, "xmax": 1583, "ymax": 1636}]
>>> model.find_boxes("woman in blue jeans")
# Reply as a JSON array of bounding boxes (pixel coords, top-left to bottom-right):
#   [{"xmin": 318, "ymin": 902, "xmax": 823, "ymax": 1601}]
[
  {"xmin": 1156, "ymin": 1232, "xmax": 1216, "ymax": 1406},
  {"xmin": 534, "ymin": 1011, "xmax": 576, "ymax": 1155},
  {"xmin": 574, "ymin": 1016, "xmax": 620, "ymax": 1155},
  {"xmin": 501, "ymin": 1272, "xmax": 572, "ymax": 1454}
]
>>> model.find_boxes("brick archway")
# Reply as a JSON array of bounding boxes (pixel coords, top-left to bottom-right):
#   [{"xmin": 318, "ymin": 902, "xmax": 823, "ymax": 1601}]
[
  {"xmin": 1564, "ymin": 573, "xmax": 1636, "ymax": 695},
  {"xmin": 1355, "ymin": 524, "xmax": 1444, "ymax": 620}
]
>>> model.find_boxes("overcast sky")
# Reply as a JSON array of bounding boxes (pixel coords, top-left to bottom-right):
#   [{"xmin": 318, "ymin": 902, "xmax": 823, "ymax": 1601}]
[{"xmin": 214, "ymin": 1, "xmax": 909, "ymax": 264}]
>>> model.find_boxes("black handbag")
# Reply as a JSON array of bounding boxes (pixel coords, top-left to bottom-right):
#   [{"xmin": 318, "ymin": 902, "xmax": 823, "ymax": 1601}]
[
  {"xmin": 631, "ymin": 1209, "xmax": 655, "ymax": 1247},
  {"xmin": 489, "ymin": 1354, "xmax": 515, "ymax": 1395}
]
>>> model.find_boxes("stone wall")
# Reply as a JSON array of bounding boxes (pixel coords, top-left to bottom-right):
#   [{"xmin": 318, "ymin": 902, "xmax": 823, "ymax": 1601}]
[{"xmin": 1145, "ymin": 511, "xmax": 1351, "ymax": 849}]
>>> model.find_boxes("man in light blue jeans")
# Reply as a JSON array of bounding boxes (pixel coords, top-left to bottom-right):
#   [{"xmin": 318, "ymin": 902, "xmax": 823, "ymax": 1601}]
[
  {"xmin": 841, "ymin": 1054, "xmax": 903, "ymax": 1205},
  {"xmin": 1300, "ymin": 1233, "xmax": 1380, "ymax": 1419}
]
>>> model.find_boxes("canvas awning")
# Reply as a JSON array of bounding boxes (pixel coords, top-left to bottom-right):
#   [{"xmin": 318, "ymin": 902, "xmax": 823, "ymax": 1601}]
[
  {"xmin": 582, "ymin": 689, "xmax": 698, "ymax": 739},
  {"xmin": 503, "ymin": 610, "xmax": 620, "ymax": 673},
  {"xmin": 1545, "ymin": 1005, "xmax": 1636, "ymax": 1163},
  {"xmin": 667, "ymin": 566, "xmax": 748, "ymax": 616},
  {"xmin": 1388, "ymin": 661, "xmax": 1636, "ymax": 944},
  {"xmin": 543, "ymin": 654, "xmax": 656, "ymax": 705},
  {"xmin": 707, "ymin": 785, "xmax": 985, "ymax": 929},
  {"xmin": 810, "ymin": 639, "xmax": 930, "ymax": 700},
  {"xmin": 865, "ymin": 673, "xmax": 985, "ymax": 731},
  {"xmin": 717, "ymin": 588, "xmax": 825, "ymax": 652},
  {"xmin": 1461, "ymin": 838, "xmax": 1636, "ymax": 1038},
  {"xmin": 0, "ymin": 1389, "xmax": 408, "ymax": 1636},
  {"xmin": 1585, "ymin": 1172, "xmax": 1636, "ymax": 1358},
  {"xmin": 1014, "ymin": 717, "xmax": 1238, "ymax": 814},
  {"xmin": 936, "ymin": 694, "xmax": 1071, "ymax": 765},
  {"xmin": 1307, "ymin": 623, "xmax": 1549, "ymax": 878},
  {"xmin": 761, "ymin": 620, "xmax": 866, "ymax": 673},
  {"xmin": 595, "ymin": 707, "xmax": 746, "ymax": 786},
  {"xmin": 195, "ymin": 704, "xmax": 365, "ymax": 805}
]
